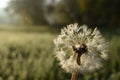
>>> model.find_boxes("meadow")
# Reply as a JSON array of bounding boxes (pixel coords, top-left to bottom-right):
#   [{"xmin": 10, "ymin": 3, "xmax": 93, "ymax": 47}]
[{"xmin": 0, "ymin": 25, "xmax": 119, "ymax": 80}]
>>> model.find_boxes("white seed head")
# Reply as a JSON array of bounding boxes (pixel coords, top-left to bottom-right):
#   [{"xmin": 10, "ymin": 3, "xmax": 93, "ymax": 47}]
[{"xmin": 53, "ymin": 23, "xmax": 108, "ymax": 74}]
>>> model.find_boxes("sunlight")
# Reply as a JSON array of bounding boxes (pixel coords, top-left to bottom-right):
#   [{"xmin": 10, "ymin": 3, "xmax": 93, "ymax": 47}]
[{"xmin": 0, "ymin": 0, "xmax": 9, "ymax": 8}]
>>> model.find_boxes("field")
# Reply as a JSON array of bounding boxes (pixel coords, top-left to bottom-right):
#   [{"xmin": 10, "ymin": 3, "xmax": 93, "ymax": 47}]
[{"xmin": 0, "ymin": 25, "xmax": 119, "ymax": 80}]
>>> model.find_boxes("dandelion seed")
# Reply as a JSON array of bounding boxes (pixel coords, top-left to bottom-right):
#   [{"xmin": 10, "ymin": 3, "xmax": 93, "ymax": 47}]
[{"xmin": 54, "ymin": 23, "xmax": 108, "ymax": 74}]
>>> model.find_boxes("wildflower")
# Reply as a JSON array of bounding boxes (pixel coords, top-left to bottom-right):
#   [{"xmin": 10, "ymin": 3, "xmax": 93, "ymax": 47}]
[{"xmin": 54, "ymin": 23, "xmax": 108, "ymax": 74}]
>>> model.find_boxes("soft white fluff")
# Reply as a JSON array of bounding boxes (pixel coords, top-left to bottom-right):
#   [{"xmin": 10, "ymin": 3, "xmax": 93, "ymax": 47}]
[{"xmin": 54, "ymin": 23, "xmax": 108, "ymax": 73}]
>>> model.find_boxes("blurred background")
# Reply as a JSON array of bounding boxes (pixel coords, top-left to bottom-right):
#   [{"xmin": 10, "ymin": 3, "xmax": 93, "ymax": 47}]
[{"xmin": 0, "ymin": 0, "xmax": 120, "ymax": 80}]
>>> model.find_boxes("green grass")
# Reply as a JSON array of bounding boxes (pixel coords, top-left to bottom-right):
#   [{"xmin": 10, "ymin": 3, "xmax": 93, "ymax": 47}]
[
  {"xmin": 0, "ymin": 25, "xmax": 119, "ymax": 80},
  {"xmin": 0, "ymin": 26, "xmax": 56, "ymax": 80}
]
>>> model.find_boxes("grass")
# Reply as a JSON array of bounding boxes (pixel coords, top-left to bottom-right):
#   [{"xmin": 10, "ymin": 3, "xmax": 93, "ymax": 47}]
[
  {"xmin": 0, "ymin": 25, "xmax": 56, "ymax": 80},
  {"xmin": 0, "ymin": 25, "xmax": 119, "ymax": 80}
]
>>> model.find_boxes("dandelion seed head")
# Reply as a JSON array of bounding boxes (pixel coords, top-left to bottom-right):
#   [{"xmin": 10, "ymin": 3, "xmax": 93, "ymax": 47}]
[{"xmin": 54, "ymin": 23, "xmax": 108, "ymax": 73}]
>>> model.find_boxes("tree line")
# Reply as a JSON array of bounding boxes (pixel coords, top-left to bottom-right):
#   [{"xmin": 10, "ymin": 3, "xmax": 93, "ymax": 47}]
[{"xmin": 7, "ymin": 0, "xmax": 120, "ymax": 28}]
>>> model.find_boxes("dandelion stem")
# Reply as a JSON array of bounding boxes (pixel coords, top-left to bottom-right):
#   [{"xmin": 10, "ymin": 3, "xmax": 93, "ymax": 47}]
[{"xmin": 71, "ymin": 72, "xmax": 76, "ymax": 80}]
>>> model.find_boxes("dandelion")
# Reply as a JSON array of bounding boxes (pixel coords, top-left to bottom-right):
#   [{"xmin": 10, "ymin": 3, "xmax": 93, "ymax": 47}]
[{"xmin": 54, "ymin": 23, "xmax": 108, "ymax": 80}]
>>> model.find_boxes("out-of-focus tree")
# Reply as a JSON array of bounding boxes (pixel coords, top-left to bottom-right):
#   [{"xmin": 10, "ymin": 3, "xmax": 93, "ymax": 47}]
[
  {"xmin": 7, "ymin": 0, "xmax": 120, "ymax": 27},
  {"xmin": 43, "ymin": 0, "xmax": 80, "ymax": 25},
  {"xmin": 77, "ymin": 0, "xmax": 120, "ymax": 27},
  {"xmin": 7, "ymin": 0, "xmax": 80, "ymax": 25},
  {"xmin": 7, "ymin": 0, "xmax": 46, "ymax": 25}
]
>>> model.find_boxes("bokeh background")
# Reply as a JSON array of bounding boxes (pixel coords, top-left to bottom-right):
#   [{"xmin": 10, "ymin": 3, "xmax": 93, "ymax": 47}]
[{"xmin": 0, "ymin": 0, "xmax": 120, "ymax": 80}]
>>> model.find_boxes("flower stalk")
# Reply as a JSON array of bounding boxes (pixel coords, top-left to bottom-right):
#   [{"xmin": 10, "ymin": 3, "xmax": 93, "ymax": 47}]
[{"xmin": 71, "ymin": 72, "xmax": 76, "ymax": 80}]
